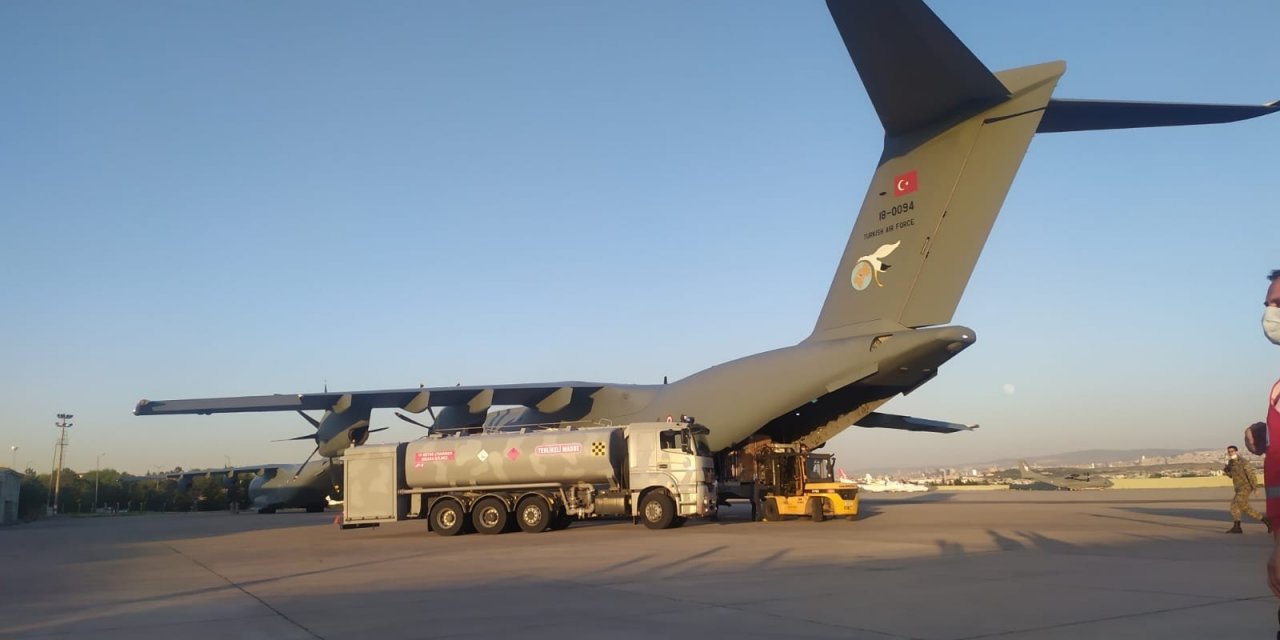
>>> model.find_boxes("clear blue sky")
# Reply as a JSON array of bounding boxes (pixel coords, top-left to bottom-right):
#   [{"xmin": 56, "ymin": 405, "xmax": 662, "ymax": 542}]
[{"xmin": 2, "ymin": 1, "xmax": 1277, "ymax": 475}]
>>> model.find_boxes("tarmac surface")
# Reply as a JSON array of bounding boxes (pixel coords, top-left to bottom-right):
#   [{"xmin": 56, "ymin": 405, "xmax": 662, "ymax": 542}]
[{"xmin": 3, "ymin": 488, "xmax": 1278, "ymax": 639}]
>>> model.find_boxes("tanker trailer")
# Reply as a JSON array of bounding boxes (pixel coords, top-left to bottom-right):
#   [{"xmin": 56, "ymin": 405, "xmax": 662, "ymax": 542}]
[{"xmin": 341, "ymin": 421, "xmax": 717, "ymax": 536}]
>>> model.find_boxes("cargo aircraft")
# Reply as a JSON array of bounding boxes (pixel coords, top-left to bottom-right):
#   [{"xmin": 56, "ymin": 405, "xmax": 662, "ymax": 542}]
[
  {"xmin": 160, "ymin": 460, "xmax": 339, "ymax": 513},
  {"xmin": 135, "ymin": 1, "xmax": 1277, "ymax": 488},
  {"xmin": 1013, "ymin": 460, "xmax": 1114, "ymax": 491}
]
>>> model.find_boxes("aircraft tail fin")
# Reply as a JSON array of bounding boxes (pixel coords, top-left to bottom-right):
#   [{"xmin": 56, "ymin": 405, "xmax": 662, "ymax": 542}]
[
  {"xmin": 1018, "ymin": 460, "xmax": 1033, "ymax": 478},
  {"xmin": 808, "ymin": 1, "xmax": 1279, "ymax": 341},
  {"xmin": 809, "ymin": 1, "xmax": 1059, "ymax": 340},
  {"xmin": 809, "ymin": 58, "xmax": 1063, "ymax": 339},
  {"xmin": 824, "ymin": 0, "xmax": 1009, "ymax": 137},
  {"xmin": 838, "ymin": 468, "xmax": 848, "ymax": 481}
]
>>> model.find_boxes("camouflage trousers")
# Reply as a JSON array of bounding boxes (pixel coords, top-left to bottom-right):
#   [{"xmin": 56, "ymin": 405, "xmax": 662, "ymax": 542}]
[{"xmin": 1230, "ymin": 489, "xmax": 1263, "ymax": 521}]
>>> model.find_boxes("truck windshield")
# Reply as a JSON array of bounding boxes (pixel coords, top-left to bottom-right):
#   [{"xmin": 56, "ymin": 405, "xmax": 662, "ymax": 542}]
[{"xmin": 692, "ymin": 432, "xmax": 711, "ymax": 456}]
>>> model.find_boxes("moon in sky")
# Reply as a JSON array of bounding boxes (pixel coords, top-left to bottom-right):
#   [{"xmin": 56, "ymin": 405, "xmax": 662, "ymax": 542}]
[{"xmin": 1002, "ymin": 383, "xmax": 1016, "ymax": 395}]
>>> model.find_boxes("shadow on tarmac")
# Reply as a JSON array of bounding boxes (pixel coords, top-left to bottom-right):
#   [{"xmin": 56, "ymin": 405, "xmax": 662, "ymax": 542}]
[
  {"xmin": 1120, "ymin": 506, "xmax": 1241, "ymax": 523},
  {"xmin": 6, "ymin": 498, "xmax": 1279, "ymax": 640}
]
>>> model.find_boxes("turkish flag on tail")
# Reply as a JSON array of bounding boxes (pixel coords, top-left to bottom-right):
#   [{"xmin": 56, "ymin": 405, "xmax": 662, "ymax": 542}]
[{"xmin": 893, "ymin": 170, "xmax": 918, "ymax": 197}]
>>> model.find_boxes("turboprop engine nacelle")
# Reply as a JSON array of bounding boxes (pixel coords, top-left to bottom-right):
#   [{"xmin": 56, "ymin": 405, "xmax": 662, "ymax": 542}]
[{"xmin": 315, "ymin": 408, "xmax": 372, "ymax": 459}]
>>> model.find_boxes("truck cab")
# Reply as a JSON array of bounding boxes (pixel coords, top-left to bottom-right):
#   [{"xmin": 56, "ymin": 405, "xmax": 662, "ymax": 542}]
[{"xmin": 625, "ymin": 421, "xmax": 717, "ymax": 526}]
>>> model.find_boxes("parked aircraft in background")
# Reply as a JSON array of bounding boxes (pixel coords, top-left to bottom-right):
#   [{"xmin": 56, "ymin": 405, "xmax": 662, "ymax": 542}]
[
  {"xmin": 134, "ymin": 1, "xmax": 1277, "ymax": 487},
  {"xmin": 163, "ymin": 459, "xmax": 339, "ymax": 513},
  {"xmin": 1012, "ymin": 460, "xmax": 1113, "ymax": 491},
  {"xmin": 840, "ymin": 469, "xmax": 931, "ymax": 493}
]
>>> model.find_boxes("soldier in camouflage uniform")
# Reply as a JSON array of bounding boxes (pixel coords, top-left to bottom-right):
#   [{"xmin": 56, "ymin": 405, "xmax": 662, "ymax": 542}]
[{"xmin": 1225, "ymin": 445, "xmax": 1271, "ymax": 534}]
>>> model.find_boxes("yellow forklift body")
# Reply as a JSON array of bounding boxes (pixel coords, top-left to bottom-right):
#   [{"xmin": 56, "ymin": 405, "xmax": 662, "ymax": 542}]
[{"xmin": 774, "ymin": 488, "xmax": 859, "ymax": 517}]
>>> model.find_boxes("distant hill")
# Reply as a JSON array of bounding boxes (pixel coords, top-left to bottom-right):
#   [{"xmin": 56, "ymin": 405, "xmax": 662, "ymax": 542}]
[
  {"xmin": 990, "ymin": 449, "xmax": 1197, "ymax": 468},
  {"xmin": 859, "ymin": 448, "xmax": 1218, "ymax": 475}
]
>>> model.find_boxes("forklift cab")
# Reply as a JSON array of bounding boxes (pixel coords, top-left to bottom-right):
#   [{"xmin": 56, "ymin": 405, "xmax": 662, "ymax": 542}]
[
  {"xmin": 761, "ymin": 449, "xmax": 834, "ymax": 491},
  {"xmin": 804, "ymin": 454, "xmax": 835, "ymax": 484}
]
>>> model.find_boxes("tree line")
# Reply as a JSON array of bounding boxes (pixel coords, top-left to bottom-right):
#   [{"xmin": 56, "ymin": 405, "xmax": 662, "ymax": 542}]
[{"xmin": 12, "ymin": 467, "xmax": 256, "ymax": 520}]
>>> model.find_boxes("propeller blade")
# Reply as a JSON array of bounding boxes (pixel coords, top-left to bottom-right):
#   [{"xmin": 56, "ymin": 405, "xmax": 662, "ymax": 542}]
[
  {"xmin": 273, "ymin": 434, "xmax": 317, "ymax": 442},
  {"xmin": 369, "ymin": 427, "xmax": 389, "ymax": 434},
  {"xmin": 296, "ymin": 410, "xmax": 320, "ymax": 429},
  {"xmin": 395, "ymin": 412, "xmax": 432, "ymax": 430},
  {"xmin": 293, "ymin": 445, "xmax": 320, "ymax": 479}
]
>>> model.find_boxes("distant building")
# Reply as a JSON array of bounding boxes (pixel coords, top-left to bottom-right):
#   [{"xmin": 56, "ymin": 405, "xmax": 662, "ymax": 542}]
[{"xmin": 0, "ymin": 468, "xmax": 20, "ymax": 525}]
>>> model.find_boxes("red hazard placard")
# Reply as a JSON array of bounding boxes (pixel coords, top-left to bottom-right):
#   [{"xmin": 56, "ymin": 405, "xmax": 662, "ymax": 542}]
[
  {"xmin": 506, "ymin": 447, "xmax": 520, "ymax": 461},
  {"xmin": 893, "ymin": 170, "xmax": 918, "ymax": 197}
]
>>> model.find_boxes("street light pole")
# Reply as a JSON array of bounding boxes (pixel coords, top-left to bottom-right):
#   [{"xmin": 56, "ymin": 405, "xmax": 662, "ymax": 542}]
[
  {"xmin": 47, "ymin": 441, "xmax": 57, "ymax": 513},
  {"xmin": 50, "ymin": 414, "xmax": 73, "ymax": 515},
  {"xmin": 94, "ymin": 453, "xmax": 105, "ymax": 512}
]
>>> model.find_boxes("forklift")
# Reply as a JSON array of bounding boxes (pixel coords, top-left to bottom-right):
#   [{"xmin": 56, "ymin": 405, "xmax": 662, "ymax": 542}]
[{"xmin": 756, "ymin": 443, "xmax": 859, "ymax": 522}]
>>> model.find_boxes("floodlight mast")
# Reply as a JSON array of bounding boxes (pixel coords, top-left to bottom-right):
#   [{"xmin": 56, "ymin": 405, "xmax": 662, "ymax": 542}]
[{"xmin": 49, "ymin": 414, "xmax": 72, "ymax": 515}]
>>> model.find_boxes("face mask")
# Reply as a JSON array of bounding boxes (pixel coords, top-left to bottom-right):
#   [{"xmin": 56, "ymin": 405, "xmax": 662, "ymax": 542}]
[{"xmin": 1265, "ymin": 306, "xmax": 1280, "ymax": 346}]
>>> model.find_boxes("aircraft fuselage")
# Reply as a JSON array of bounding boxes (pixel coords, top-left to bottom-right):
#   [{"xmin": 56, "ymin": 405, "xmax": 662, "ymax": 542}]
[{"xmin": 492, "ymin": 325, "xmax": 975, "ymax": 452}]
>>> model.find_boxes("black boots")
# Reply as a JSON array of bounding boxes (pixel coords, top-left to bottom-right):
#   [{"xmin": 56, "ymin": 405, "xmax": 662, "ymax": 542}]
[{"xmin": 1226, "ymin": 517, "xmax": 1274, "ymax": 533}]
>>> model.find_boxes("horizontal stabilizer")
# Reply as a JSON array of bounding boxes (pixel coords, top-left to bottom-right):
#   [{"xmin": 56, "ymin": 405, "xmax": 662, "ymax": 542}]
[
  {"xmin": 1037, "ymin": 98, "xmax": 1280, "ymax": 133},
  {"xmin": 826, "ymin": 0, "xmax": 1009, "ymax": 136},
  {"xmin": 855, "ymin": 412, "xmax": 976, "ymax": 434}
]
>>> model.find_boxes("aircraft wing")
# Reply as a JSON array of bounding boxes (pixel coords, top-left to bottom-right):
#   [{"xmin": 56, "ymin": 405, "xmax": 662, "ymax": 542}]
[
  {"xmin": 160, "ymin": 464, "xmax": 290, "ymax": 481},
  {"xmin": 854, "ymin": 412, "xmax": 977, "ymax": 434},
  {"xmin": 135, "ymin": 382, "xmax": 607, "ymax": 417}
]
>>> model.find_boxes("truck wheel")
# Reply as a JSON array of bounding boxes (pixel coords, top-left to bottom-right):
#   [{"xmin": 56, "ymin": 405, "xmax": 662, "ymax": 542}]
[
  {"xmin": 516, "ymin": 496, "xmax": 551, "ymax": 533},
  {"xmin": 472, "ymin": 497, "xmax": 509, "ymax": 535},
  {"xmin": 761, "ymin": 498, "xmax": 781, "ymax": 522},
  {"xmin": 639, "ymin": 491, "xmax": 676, "ymax": 530},
  {"xmin": 809, "ymin": 498, "xmax": 826, "ymax": 523},
  {"xmin": 430, "ymin": 499, "xmax": 466, "ymax": 536}
]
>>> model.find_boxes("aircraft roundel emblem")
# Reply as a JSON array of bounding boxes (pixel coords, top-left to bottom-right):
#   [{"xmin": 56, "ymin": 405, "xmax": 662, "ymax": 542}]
[{"xmin": 850, "ymin": 260, "xmax": 874, "ymax": 291}]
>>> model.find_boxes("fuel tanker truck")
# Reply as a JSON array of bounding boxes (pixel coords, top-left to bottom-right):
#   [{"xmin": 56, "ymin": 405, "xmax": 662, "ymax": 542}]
[{"xmin": 340, "ymin": 420, "xmax": 718, "ymax": 536}]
